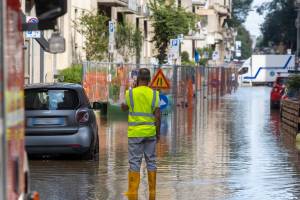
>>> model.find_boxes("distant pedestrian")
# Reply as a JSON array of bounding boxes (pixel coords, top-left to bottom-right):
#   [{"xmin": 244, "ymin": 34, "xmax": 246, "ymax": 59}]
[
  {"xmin": 231, "ymin": 73, "xmax": 238, "ymax": 91},
  {"xmin": 121, "ymin": 68, "xmax": 161, "ymax": 200}
]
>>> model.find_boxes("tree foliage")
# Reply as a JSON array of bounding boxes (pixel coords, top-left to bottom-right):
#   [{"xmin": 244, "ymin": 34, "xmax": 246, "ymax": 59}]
[
  {"xmin": 58, "ymin": 64, "xmax": 82, "ymax": 84},
  {"xmin": 75, "ymin": 12, "xmax": 143, "ymax": 63},
  {"xmin": 257, "ymin": 0, "xmax": 296, "ymax": 50},
  {"xmin": 115, "ymin": 21, "xmax": 143, "ymax": 62},
  {"xmin": 231, "ymin": 0, "xmax": 254, "ymax": 25},
  {"xmin": 75, "ymin": 11, "xmax": 109, "ymax": 61},
  {"xmin": 236, "ymin": 25, "xmax": 252, "ymax": 59},
  {"xmin": 150, "ymin": 0, "xmax": 196, "ymax": 64},
  {"xmin": 287, "ymin": 75, "xmax": 300, "ymax": 90},
  {"xmin": 196, "ymin": 47, "xmax": 213, "ymax": 66},
  {"xmin": 229, "ymin": 0, "xmax": 254, "ymax": 59}
]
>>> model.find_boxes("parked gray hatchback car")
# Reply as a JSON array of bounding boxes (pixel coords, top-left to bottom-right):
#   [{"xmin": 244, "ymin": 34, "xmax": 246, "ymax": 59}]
[{"xmin": 25, "ymin": 83, "xmax": 99, "ymax": 160}]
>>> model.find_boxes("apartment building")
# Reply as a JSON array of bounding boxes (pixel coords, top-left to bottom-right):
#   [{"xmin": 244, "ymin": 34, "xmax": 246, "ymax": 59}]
[
  {"xmin": 22, "ymin": 0, "xmax": 152, "ymax": 83},
  {"xmin": 97, "ymin": 0, "xmax": 153, "ymax": 64},
  {"xmin": 181, "ymin": 0, "xmax": 235, "ymax": 64},
  {"xmin": 23, "ymin": 0, "xmax": 98, "ymax": 83},
  {"xmin": 22, "ymin": 0, "xmax": 234, "ymax": 84}
]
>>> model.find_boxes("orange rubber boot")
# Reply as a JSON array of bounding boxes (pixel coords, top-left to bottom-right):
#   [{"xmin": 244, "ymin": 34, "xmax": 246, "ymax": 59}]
[
  {"xmin": 148, "ymin": 171, "xmax": 156, "ymax": 200},
  {"xmin": 124, "ymin": 171, "xmax": 140, "ymax": 200}
]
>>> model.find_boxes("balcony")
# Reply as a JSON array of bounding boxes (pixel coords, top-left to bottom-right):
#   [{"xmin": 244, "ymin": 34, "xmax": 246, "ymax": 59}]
[
  {"xmin": 97, "ymin": 0, "xmax": 128, "ymax": 7},
  {"xmin": 192, "ymin": 0, "xmax": 208, "ymax": 6},
  {"xmin": 137, "ymin": 4, "xmax": 150, "ymax": 18},
  {"xmin": 213, "ymin": 3, "xmax": 230, "ymax": 16},
  {"xmin": 118, "ymin": 0, "xmax": 138, "ymax": 14}
]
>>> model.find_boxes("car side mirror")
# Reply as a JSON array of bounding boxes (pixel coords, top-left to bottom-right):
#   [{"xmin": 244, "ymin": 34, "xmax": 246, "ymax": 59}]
[
  {"xmin": 35, "ymin": 0, "xmax": 67, "ymax": 21},
  {"xmin": 92, "ymin": 102, "xmax": 102, "ymax": 110}
]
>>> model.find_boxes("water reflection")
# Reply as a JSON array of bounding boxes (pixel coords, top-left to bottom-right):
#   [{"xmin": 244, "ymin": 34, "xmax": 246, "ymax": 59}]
[{"xmin": 30, "ymin": 87, "xmax": 300, "ymax": 200}]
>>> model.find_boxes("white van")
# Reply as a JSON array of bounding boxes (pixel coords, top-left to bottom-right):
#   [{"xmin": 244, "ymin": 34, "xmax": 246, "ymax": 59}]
[{"xmin": 238, "ymin": 55, "xmax": 295, "ymax": 86}]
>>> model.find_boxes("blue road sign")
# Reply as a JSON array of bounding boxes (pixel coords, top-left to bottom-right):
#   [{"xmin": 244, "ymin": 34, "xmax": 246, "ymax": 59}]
[
  {"xmin": 26, "ymin": 16, "xmax": 40, "ymax": 38},
  {"xmin": 194, "ymin": 50, "xmax": 200, "ymax": 63},
  {"xmin": 171, "ymin": 39, "xmax": 178, "ymax": 47},
  {"xmin": 159, "ymin": 94, "xmax": 169, "ymax": 110}
]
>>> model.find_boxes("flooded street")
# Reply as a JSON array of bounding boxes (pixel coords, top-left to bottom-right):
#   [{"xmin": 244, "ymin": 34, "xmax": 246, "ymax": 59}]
[{"xmin": 30, "ymin": 87, "xmax": 300, "ymax": 200}]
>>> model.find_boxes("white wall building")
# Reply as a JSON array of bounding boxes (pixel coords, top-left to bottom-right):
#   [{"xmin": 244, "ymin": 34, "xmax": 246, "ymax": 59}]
[
  {"xmin": 23, "ymin": 0, "xmax": 156, "ymax": 83},
  {"xmin": 22, "ymin": 0, "xmax": 234, "ymax": 84},
  {"xmin": 181, "ymin": 0, "xmax": 235, "ymax": 65}
]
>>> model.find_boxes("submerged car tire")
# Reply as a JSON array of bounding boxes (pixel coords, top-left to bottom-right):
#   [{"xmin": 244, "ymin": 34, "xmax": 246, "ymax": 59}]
[{"xmin": 82, "ymin": 135, "xmax": 99, "ymax": 160}]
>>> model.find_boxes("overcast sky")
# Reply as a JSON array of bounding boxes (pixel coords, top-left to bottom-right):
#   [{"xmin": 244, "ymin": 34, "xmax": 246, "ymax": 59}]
[{"xmin": 244, "ymin": 0, "xmax": 271, "ymax": 37}]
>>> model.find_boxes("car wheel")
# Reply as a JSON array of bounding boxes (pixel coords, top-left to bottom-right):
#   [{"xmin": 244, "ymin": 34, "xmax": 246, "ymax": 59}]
[{"xmin": 82, "ymin": 135, "xmax": 99, "ymax": 160}]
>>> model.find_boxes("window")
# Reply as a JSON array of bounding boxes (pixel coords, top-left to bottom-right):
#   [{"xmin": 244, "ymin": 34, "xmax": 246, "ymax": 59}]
[
  {"xmin": 25, "ymin": 89, "xmax": 79, "ymax": 110},
  {"xmin": 117, "ymin": 13, "xmax": 124, "ymax": 25},
  {"xmin": 144, "ymin": 20, "xmax": 148, "ymax": 39},
  {"xmin": 238, "ymin": 67, "xmax": 248, "ymax": 75},
  {"xmin": 178, "ymin": 0, "xmax": 181, "ymax": 7},
  {"xmin": 136, "ymin": 18, "xmax": 139, "ymax": 29}
]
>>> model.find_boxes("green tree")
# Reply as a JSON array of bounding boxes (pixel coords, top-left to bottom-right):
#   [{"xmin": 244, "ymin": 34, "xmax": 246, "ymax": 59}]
[
  {"xmin": 181, "ymin": 51, "xmax": 189, "ymax": 63},
  {"xmin": 196, "ymin": 47, "xmax": 213, "ymax": 66},
  {"xmin": 150, "ymin": 0, "xmax": 196, "ymax": 64},
  {"xmin": 236, "ymin": 25, "xmax": 252, "ymax": 59},
  {"xmin": 257, "ymin": 0, "xmax": 296, "ymax": 51},
  {"xmin": 58, "ymin": 64, "xmax": 82, "ymax": 84},
  {"xmin": 229, "ymin": 0, "xmax": 254, "ymax": 59},
  {"xmin": 75, "ymin": 11, "xmax": 109, "ymax": 61},
  {"xmin": 231, "ymin": 0, "xmax": 254, "ymax": 25},
  {"xmin": 180, "ymin": 51, "xmax": 196, "ymax": 66},
  {"xmin": 134, "ymin": 28, "xmax": 143, "ymax": 64},
  {"xmin": 115, "ymin": 21, "xmax": 143, "ymax": 62}
]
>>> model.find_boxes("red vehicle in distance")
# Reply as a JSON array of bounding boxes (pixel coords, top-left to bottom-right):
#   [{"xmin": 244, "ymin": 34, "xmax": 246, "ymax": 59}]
[{"xmin": 270, "ymin": 74, "xmax": 289, "ymax": 109}]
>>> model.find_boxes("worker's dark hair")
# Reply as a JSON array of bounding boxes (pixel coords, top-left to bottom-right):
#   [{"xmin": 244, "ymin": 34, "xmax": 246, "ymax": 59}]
[{"xmin": 137, "ymin": 68, "xmax": 151, "ymax": 83}]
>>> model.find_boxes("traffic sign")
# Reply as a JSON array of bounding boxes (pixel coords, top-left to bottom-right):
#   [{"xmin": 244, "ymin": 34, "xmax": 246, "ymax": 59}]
[
  {"xmin": 26, "ymin": 16, "xmax": 41, "ymax": 38},
  {"xmin": 169, "ymin": 39, "xmax": 180, "ymax": 60},
  {"xmin": 150, "ymin": 69, "xmax": 170, "ymax": 89},
  {"xmin": 177, "ymin": 34, "xmax": 184, "ymax": 43},
  {"xmin": 235, "ymin": 41, "xmax": 241, "ymax": 57},
  {"xmin": 159, "ymin": 94, "xmax": 169, "ymax": 110},
  {"xmin": 108, "ymin": 21, "xmax": 115, "ymax": 53},
  {"xmin": 212, "ymin": 51, "xmax": 219, "ymax": 61}
]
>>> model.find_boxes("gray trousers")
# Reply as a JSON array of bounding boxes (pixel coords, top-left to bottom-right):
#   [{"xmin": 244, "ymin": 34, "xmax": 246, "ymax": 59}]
[{"xmin": 128, "ymin": 136, "xmax": 157, "ymax": 172}]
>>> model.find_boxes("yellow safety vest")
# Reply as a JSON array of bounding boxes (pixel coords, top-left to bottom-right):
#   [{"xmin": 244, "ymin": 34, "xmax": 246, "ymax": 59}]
[{"xmin": 125, "ymin": 86, "xmax": 159, "ymax": 138}]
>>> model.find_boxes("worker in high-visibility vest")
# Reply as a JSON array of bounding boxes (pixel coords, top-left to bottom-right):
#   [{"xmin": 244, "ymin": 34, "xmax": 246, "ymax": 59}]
[{"xmin": 121, "ymin": 68, "xmax": 161, "ymax": 200}]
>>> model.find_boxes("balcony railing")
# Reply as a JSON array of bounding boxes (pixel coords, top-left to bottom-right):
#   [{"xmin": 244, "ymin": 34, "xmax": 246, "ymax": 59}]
[
  {"xmin": 192, "ymin": 0, "xmax": 208, "ymax": 6},
  {"xmin": 137, "ymin": 4, "xmax": 150, "ymax": 17},
  {"xmin": 213, "ymin": 3, "xmax": 230, "ymax": 16},
  {"xmin": 97, "ymin": 0, "xmax": 128, "ymax": 7}
]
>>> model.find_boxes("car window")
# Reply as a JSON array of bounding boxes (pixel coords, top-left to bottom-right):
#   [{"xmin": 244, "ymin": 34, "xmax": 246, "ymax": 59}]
[{"xmin": 25, "ymin": 89, "xmax": 79, "ymax": 110}]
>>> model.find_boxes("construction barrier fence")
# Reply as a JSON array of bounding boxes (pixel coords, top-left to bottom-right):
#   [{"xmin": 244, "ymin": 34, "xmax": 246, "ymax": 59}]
[{"xmin": 82, "ymin": 62, "xmax": 238, "ymax": 109}]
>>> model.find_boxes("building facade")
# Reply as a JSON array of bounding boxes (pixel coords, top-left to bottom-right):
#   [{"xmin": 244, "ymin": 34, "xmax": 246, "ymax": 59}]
[
  {"xmin": 22, "ymin": 0, "xmax": 234, "ymax": 84},
  {"xmin": 181, "ymin": 0, "xmax": 235, "ymax": 65}
]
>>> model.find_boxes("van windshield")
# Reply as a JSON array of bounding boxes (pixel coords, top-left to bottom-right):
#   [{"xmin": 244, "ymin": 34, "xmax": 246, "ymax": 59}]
[
  {"xmin": 25, "ymin": 89, "xmax": 79, "ymax": 110},
  {"xmin": 238, "ymin": 67, "xmax": 248, "ymax": 75}
]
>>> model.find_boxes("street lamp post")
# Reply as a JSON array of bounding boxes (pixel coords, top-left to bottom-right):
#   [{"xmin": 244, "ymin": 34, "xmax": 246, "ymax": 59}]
[{"xmin": 295, "ymin": 0, "xmax": 300, "ymax": 70}]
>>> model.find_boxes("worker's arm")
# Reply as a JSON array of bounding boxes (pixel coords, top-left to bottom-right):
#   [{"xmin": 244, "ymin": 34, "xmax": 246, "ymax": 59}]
[
  {"xmin": 121, "ymin": 90, "xmax": 129, "ymax": 111},
  {"xmin": 154, "ymin": 107, "xmax": 161, "ymax": 141},
  {"xmin": 121, "ymin": 103, "xmax": 129, "ymax": 111}
]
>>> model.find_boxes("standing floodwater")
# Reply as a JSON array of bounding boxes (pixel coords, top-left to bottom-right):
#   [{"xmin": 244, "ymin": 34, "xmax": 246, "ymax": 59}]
[{"xmin": 30, "ymin": 87, "xmax": 300, "ymax": 200}]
